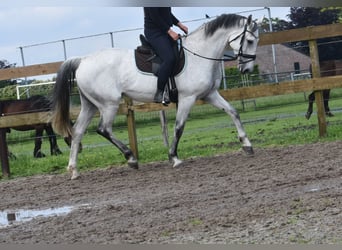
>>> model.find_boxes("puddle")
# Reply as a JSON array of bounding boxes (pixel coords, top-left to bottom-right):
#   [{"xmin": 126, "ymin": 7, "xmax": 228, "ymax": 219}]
[{"xmin": 0, "ymin": 206, "xmax": 76, "ymax": 228}]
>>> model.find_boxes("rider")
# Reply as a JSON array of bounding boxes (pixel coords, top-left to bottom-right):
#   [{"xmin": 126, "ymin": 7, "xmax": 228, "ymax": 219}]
[{"xmin": 143, "ymin": 7, "xmax": 188, "ymax": 105}]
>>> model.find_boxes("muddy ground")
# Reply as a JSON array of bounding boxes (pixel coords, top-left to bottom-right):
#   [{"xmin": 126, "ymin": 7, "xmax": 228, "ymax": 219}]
[{"xmin": 1, "ymin": 141, "xmax": 342, "ymax": 243}]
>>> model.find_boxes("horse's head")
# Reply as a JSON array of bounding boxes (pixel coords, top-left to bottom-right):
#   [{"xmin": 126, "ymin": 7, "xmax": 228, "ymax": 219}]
[{"xmin": 228, "ymin": 15, "xmax": 259, "ymax": 74}]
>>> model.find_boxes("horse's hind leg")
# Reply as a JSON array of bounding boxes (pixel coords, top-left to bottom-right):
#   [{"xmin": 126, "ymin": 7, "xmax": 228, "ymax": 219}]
[
  {"xmin": 68, "ymin": 99, "xmax": 97, "ymax": 179},
  {"xmin": 45, "ymin": 125, "xmax": 62, "ymax": 155},
  {"xmin": 34, "ymin": 128, "xmax": 46, "ymax": 158},
  {"xmin": 204, "ymin": 91, "xmax": 254, "ymax": 155},
  {"xmin": 97, "ymin": 105, "xmax": 138, "ymax": 169},
  {"xmin": 64, "ymin": 120, "xmax": 83, "ymax": 152}
]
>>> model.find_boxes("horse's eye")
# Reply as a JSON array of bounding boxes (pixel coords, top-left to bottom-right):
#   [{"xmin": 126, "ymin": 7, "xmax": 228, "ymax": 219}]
[{"xmin": 247, "ymin": 40, "xmax": 254, "ymax": 45}]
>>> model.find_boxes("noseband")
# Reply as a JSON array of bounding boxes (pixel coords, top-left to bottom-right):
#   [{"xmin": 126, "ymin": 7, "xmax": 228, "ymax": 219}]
[
  {"xmin": 182, "ymin": 22, "xmax": 258, "ymax": 64},
  {"xmin": 228, "ymin": 23, "xmax": 258, "ymax": 64}
]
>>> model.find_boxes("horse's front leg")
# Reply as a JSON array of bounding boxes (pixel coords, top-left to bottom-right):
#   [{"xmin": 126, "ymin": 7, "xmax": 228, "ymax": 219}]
[
  {"xmin": 305, "ymin": 92, "xmax": 315, "ymax": 120},
  {"xmin": 169, "ymin": 96, "xmax": 196, "ymax": 167},
  {"xmin": 204, "ymin": 90, "xmax": 254, "ymax": 155}
]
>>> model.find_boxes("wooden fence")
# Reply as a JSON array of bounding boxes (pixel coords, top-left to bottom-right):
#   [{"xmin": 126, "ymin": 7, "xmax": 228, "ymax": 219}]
[{"xmin": 1, "ymin": 23, "xmax": 342, "ymax": 177}]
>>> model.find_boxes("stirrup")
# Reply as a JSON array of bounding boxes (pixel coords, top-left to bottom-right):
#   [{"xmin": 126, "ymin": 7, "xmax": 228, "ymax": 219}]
[
  {"xmin": 162, "ymin": 100, "xmax": 169, "ymax": 106},
  {"xmin": 162, "ymin": 88, "xmax": 170, "ymax": 106}
]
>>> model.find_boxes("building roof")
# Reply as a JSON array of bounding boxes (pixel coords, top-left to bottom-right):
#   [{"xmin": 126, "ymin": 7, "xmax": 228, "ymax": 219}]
[{"xmin": 225, "ymin": 44, "xmax": 311, "ymax": 75}]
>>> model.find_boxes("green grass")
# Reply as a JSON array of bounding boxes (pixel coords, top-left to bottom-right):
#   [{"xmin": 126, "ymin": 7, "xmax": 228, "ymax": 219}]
[{"xmin": 3, "ymin": 90, "xmax": 342, "ymax": 179}]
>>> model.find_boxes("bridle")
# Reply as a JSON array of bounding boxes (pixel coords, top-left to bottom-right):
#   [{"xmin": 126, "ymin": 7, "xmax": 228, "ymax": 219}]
[{"xmin": 181, "ymin": 22, "xmax": 258, "ymax": 64}]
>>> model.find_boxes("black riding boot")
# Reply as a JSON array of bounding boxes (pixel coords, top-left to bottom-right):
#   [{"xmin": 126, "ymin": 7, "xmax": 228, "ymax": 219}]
[
  {"xmin": 154, "ymin": 88, "xmax": 170, "ymax": 106},
  {"xmin": 154, "ymin": 89, "xmax": 164, "ymax": 103},
  {"xmin": 154, "ymin": 78, "xmax": 170, "ymax": 106}
]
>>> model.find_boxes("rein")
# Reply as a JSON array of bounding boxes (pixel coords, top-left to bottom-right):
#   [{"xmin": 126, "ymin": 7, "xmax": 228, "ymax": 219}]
[
  {"xmin": 181, "ymin": 23, "xmax": 257, "ymax": 64},
  {"xmin": 182, "ymin": 46, "xmax": 238, "ymax": 62}
]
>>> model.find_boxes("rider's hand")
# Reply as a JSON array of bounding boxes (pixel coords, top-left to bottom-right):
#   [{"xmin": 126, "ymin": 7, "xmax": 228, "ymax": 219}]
[
  {"xmin": 177, "ymin": 22, "xmax": 188, "ymax": 35},
  {"xmin": 168, "ymin": 28, "xmax": 180, "ymax": 41}
]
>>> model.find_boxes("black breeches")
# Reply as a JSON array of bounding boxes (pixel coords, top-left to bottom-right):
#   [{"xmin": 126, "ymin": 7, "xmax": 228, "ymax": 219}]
[{"xmin": 144, "ymin": 31, "xmax": 176, "ymax": 90}]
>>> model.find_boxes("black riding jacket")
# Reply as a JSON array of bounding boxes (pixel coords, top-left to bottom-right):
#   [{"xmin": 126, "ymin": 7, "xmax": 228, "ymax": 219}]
[{"xmin": 144, "ymin": 7, "xmax": 179, "ymax": 33}]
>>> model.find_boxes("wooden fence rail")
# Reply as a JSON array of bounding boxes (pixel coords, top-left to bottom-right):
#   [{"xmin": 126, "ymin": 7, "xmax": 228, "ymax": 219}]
[
  {"xmin": 1, "ymin": 75, "xmax": 341, "ymax": 127},
  {"xmin": 0, "ymin": 23, "xmax": 342, "ymax": 177}
]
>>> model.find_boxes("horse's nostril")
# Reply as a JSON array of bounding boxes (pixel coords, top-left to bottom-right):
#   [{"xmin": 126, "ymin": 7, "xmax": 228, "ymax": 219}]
[
  {"xmin": 239, "ymin": 67, "xmax": 250, "ymax": 74},
  {"xmin": 242, "ymin": 68, "xmax": 250, "ymax": 74}
]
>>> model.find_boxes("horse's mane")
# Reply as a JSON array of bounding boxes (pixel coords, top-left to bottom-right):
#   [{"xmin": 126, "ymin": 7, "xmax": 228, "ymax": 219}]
[{"xmin": 204, "ymin": 14, "xmax": 246, "ymax": 37}]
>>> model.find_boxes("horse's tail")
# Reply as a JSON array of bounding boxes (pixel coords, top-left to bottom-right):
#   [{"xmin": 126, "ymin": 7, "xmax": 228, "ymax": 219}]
[{"xmin": 51, "ymin": 58, "xmax": 81, "ymax": 138}]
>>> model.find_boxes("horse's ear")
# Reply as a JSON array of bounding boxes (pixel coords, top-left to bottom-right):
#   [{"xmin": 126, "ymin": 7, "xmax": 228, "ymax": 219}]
[
  {"xmin": 247, "ymin": 15, "xmax": 252, "ymax": 25},
  {"xmin": 247, "ymin": 15, "xmax": 257, "ymax": 31}
]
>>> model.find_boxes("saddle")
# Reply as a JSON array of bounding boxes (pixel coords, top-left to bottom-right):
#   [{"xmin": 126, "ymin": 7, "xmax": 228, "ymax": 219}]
[{"xmin": 134, "ymin": 35, "xmax": 185, "ymax": 103}]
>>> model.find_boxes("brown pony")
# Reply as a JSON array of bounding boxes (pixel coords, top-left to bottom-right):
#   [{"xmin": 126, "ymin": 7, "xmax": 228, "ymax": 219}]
[
  {"xmin": 305, "ymin": 61, "xmax": 336, "ymax": 119},
  {"xmin": 0, "ymin": 95, "xmax": 63, "ymax": 158}
]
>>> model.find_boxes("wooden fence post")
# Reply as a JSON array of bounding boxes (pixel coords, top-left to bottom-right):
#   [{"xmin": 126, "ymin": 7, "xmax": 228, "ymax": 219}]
[
  {"xmin": 125, "ymin": 97, "xmax": 139, "ymax": 159},
  {"xmin": 309, "ymin": 39, "xmax": 327, "ymax": 137},
  {"xmin": 0, "ymin": 128, "xmax": 10, "ymax": 178}
]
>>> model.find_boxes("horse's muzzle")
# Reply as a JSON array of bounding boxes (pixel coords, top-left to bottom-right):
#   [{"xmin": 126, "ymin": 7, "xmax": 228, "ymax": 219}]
[{"xmin": 238, "ymin": 64, "xmax": 253, "ymax": 74}]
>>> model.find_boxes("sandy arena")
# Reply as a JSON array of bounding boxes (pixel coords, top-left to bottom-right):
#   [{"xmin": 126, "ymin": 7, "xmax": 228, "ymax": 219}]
[{"xmin": 1, "ymin": 141, "xmax": 342, "ymax": 243}]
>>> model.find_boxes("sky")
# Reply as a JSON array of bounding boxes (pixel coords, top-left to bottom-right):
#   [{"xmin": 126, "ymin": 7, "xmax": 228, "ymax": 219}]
[{"xmin": 0, "ymin": 6, "xmax": 292, "ymax": 68}]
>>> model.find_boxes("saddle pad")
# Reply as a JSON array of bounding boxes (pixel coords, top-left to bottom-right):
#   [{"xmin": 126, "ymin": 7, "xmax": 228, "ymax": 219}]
[{"xmin": 134, "ymin": 49, "xmax": 153, "ymax": 73}]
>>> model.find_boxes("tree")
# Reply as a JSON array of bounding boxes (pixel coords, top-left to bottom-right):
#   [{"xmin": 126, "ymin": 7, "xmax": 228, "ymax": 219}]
[
  {"xmin": 286, "ymin": 7, "xmax": 342, "ymax": 61},
  {"xmin": 288, "ymin": 7, "xmax": 340, "ymax": 28},
  {"xmin": 0, "ymin": 59, "xmax": 17, "ymax": 88},
  {"xmin": 260, "ymin": 16, "xmax": 291, "ymax": 32},
  {"xmin": 0, "ymin": 59, "xmax": 16, "ymax": 69},
  {"xmin": 261, "ymin": 8, "xmax": 342, "ymax": 61}
]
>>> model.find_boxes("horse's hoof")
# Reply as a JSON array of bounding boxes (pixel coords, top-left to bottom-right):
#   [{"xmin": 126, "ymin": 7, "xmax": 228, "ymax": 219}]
[
  {"xmin": 34, "ymin": 153, "xmax": 46, "ymax": 158},
  {"xmin": 128, "ymin": 158, "xmax": 139, "ymax": 169},
  {"xmin": 242, "ymin": 146, "xmax": 254, "ymax": 156},
  {"xmin": 71, "ymin": 173, "xmax": 80, "ymax": 180},
  {"xmin": 52, "ymin": 150, "xmax": 63, "ymax": 156},
  {"xmin": 67, "ymin": 166, "xmax": 80, "ymax": 180},
  {"xmin": 9, "ymin": 152, "xmax": 17, "ymax": 160},
  {"xmin": 172, "ymin": 158, "xmax": 183, "ymax": 168},
  {"xmin": 305, "ymin": 112, "xmax": 312, "ymax": 120},
  {"xmin": 326, "ymin": 111, "xmax": 334, "ymax": 117}
]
